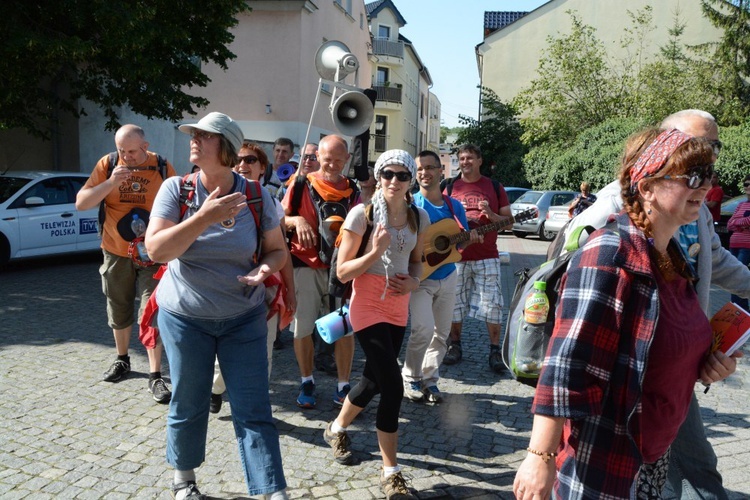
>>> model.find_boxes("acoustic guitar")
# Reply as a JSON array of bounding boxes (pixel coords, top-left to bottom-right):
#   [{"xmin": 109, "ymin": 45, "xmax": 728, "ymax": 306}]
[{"xmin": 420, "ymin": 207, "xmax": 538, "ymax": 280}]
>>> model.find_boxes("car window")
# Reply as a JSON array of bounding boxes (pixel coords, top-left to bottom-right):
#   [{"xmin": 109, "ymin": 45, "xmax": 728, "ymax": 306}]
[
  {"xmin": 0, "ymin": 177, "xmax": 32, "ymax": 204},
  {"xmin": 551, "ymin": 193, "xmax": 575, "ymax": 206},
  {"xmin": 516, "ymin": 191, "xmax": 542, "ymax": 204},
  {"xmin": 12, "ymin": 178, "xmax": 71, "ymax": 208}
]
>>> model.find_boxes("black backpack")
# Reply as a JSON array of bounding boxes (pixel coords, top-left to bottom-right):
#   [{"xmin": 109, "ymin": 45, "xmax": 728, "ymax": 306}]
[{"xmin": 97, "ymin": 152, "xmax": 168, "ymax": 236}]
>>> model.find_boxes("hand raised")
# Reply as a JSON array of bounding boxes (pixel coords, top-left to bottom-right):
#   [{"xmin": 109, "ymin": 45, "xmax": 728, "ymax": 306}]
[
  {"xmin": 371, "ymin": 224, "xmax": 391, "ymax": 256},
  {"xmin": 200, "ymin": 187, "xmax": 247, "ymax": 225}
]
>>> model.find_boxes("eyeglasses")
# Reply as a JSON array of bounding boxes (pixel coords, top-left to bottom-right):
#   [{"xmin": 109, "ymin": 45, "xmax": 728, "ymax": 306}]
[
  {"xmin": 238, "ymin": 155, "xmax": 258, "ymax": 165},
  {"xmin": 303, "ymin": 154, "xmax": 317, "ymax": 162},
  {"xmin": 710, "ymin": 140, "xmax": 722, "ymax": 157},
  {"xmin": 380, "ymin": 169, "xmax": 412, "ymax": 182},
  {"xmin": 416, "ymin": 165, "xmax": 441, "ymax": 172},
  {"xmin": 743, "ymin": 181, "xmax": 750, "ymax": 188},
  {"xmin": 191, "ymin": 130, "xmax": 216, "ymax": 141},
  {"xmin": 663, "ymin": 165, "xmax": 715, "ymax": 189}
]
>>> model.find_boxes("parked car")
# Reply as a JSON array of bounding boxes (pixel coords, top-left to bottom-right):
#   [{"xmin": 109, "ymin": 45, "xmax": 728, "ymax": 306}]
[
  {"xmin": 511, "ymin": 190, "xmax": 577, "ymax": 241},
  {"xmin": 500, "ymin": 187, "xmax": 529, "ymax": 233},
  {"xmin": 543, "ymin": 200, "xmax": 575, "ymax": 239},
  {"xmin": 715, "ymin": 195, "xmax": 747, "ymax": 249},
  {"xmin": 0, "ymin": 171, "xmax": 100, "ymax": 266}
]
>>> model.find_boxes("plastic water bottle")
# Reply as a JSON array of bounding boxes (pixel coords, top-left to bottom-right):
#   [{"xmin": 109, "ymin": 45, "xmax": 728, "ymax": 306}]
[
  {"xmin": 516, "ymin": 281, "xmax": 550, "ymax": 374},
  {"xmin": 130, "ymin": 214, "xmax": 150, "ymax": 261}
]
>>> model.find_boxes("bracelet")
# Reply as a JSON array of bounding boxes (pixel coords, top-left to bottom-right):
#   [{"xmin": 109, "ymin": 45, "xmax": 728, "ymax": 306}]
[{"xmin": 527, "ymin": 447, "xmax": 557, "ymax": 463}]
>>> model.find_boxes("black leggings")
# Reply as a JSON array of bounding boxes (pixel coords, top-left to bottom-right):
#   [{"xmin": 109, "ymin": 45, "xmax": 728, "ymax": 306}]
[{"xmin": 347, "ymin": 322, "xmax": 405, "ymax": 433}]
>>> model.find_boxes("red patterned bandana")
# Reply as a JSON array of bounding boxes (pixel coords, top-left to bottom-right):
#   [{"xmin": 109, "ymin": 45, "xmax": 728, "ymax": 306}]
[{"xmin": 630, "ymin": 129, "xmax": 692, "ymax": 191}]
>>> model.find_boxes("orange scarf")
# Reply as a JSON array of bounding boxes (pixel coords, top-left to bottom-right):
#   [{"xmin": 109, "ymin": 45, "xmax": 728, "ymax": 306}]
[{"xmin": 308, "ymin": 174, "xmax": 353, "ymax": 202}]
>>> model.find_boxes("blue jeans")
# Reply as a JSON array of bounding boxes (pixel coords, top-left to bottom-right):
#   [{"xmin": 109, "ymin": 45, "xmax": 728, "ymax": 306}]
[
  {"xmin": 662, "ymin": 393, "xmax": 727, "ymax": 500},
  {"xmin": 730, "ymin": 248, "xmax": 750, "ymax": 311},
  {"xmin": 158, "ymin": 306, "xmax": 286, "ymax": 496}
]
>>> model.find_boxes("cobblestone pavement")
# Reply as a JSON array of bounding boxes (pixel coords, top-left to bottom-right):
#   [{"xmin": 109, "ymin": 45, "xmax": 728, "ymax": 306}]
[{"xmin": 1, "ymin": 233, "xmax": 749, "ymax": 499}]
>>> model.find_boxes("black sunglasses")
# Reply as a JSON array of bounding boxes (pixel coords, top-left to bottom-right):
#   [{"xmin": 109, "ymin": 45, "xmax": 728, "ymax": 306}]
[
  {"xmin": 303, "ymin": 154, "xmax": 317, "ymax": 161},
  {"xmin": 380, "ymin": 169, "xmax": 412, "ymax": 182},
  {"xmin": 744, "ymin": 181, "xmax": 750, "ymax": 188},
  {"xmin": 238, "ymin": 155, "xmax": 258, "ymax": 165},
  {"xmin": 663, "ymin": 165, "xmax": 715, "ymax": 189}
]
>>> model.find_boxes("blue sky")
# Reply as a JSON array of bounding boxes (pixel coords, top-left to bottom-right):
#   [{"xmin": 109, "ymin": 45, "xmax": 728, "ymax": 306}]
[{"xmin": 393, "ymin": 0, "xmax": 547, "ymax": 128}]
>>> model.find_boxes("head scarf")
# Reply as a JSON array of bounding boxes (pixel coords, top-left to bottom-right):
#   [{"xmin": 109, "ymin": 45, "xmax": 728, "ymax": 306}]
[
  {"xmin": 371, "ymin": 149, "xmax": 417, "ymax": 299},
  {"xmin": 630, "ymin": 128, "xmax": 692, "ymax": 192}
]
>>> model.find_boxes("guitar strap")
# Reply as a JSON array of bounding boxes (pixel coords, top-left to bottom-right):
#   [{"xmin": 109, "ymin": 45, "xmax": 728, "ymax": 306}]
[{"xmin": 442, "ymin": 195, "xmax": 465, "ymax": 231}]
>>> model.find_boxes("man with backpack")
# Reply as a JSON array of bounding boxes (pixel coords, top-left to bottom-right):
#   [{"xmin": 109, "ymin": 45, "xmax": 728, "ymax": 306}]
[
  {"xmin": 75, "ymin": 124, "xmax": 176, "ymax": 403},
  {"xmin": 564, "ymin": 109, "xmax": 750, "ymax": 500},
  {"xmin": 282, "ymin": 134, "xmax": 360, "ymax": 409},
  {"xmin": 441, "ymin": 144, "xmax": 512, "ymax": 373}
]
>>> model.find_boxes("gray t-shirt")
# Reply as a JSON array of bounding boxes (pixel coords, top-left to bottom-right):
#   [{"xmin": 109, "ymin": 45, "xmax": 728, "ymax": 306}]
[
  {"xmin": 151, "ymin": 173, "xmax": 280, "ymax": 320},
  {"xmin": 342, "ymin": 203, "xmax": 429, "ymax": 276}
]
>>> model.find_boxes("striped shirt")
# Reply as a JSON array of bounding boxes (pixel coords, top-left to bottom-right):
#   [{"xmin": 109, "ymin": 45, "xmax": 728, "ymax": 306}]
[{"xmin": 728, "ymin": 200, "xmax": 750, "ymax": 249}]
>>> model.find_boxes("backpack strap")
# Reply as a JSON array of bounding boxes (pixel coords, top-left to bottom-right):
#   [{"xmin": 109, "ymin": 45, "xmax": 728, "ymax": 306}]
[
  {"xmin": 491, "ymin": 179, "xmax": 503, "ymax": 202},
  {"xmin": 440, "ymin": 176, "xmax": 455, "ymax": 196},
  {"xmin": 156, "ymin": 155, "xmax": 167, "ymax": 179},
  {"xmin": 409, "ymin": 203, "xmax": 420, "ymax": 232},
  {"xmin": 289, "ymin": 175, "xmax": 308, "ymax": 216},
  {"xmin": 178, "ymin": 172, "xmax": 199, "ymax": 219},
  {"xmin": 244, "ymin": 179, "xmax": 264, "ymax": 264}
]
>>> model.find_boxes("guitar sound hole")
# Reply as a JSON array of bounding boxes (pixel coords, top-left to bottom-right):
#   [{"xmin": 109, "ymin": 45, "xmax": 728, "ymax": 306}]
[{"xmin": 435, "ymin": 236, "xmax": 450, "ymax": 252}]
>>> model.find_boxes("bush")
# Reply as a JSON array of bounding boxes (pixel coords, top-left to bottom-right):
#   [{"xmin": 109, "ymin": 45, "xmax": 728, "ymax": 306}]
[
  {"xmin": 522, "ymin": 117, "xmax": 647, "ymax": 191},
  {"xmin": 716, "ymin": 121, "xmax": 750, "ymax": 196}
]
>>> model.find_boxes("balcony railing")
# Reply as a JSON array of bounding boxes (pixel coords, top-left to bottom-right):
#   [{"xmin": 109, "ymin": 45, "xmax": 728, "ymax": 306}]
[
  {"xmin": 372, "ymin": 38, "xmax": 404, "ymax": 59},
  {"xmin": 373, "ymin": 85, "xmax": 402, "ymax": 104}
]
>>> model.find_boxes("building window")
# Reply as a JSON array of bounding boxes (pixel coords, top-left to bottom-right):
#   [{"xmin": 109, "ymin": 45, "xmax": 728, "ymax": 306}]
[
  {"xmin": 360, "ymin": 13, "xmax": 364, "ymax": 29},
  {"xmin": 376, "ymin": 67, "xmax": 389, "ymax": 85},
  {"xmin": 378, "ymin": 25, "xmax": 391, "ymax": 40},
  {"xmin": 375, "ymin": 115, "xmax": 387, "ymax": 152}
]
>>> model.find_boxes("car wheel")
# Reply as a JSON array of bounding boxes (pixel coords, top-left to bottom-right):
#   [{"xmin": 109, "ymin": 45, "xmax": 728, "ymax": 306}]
[
  {"xmin": 539, "ymin": 223, "xmax": 556, "ymax": 242},
  {"xmin": 0, "ymin": 234, "xmax": 9, "ymax": 267},
  {"xmin": 512, "ymin": 230, "xmax": 527, "ymax": 239}
]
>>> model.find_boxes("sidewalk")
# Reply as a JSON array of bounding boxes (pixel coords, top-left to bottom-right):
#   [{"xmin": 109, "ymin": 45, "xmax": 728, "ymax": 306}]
[{"xmin": 0, "ymin": 233, "xmax": 749, "ymax": 499}]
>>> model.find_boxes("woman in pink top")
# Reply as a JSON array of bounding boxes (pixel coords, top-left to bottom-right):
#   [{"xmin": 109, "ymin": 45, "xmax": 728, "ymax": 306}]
[
  {"xmin": 322, "ymin": 149, "xmax": 428, "ymax": 500},
  {"xmin": 728, "ymin": 174, "xmax": 750, "ymax": 310}
]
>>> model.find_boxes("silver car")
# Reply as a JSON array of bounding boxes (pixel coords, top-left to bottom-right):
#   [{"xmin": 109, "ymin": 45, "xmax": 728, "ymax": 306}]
[
  {"xmin": 0, "ymin": 171, "xmax": 100, "ymax": 266},
  {"xmin": 511, "ymin": 190, "xmax": 577, "ymax": 241}
]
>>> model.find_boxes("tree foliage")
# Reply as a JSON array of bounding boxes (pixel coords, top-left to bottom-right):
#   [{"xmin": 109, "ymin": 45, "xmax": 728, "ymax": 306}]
[
  {"xmin": 456, "ymin": 88, "xmax": 528, "ymax": 187},
  {"xmin": 0, "ymin": 0, "xmax": 250, "ymax": 138},
  {"xmin": 714, "ymin": 120, "xmax": 750, "ymax": 196}
]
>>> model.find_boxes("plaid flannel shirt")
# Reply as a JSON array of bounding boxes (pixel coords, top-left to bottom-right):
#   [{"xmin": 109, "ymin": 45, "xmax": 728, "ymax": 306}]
[{"xmin": 532, "ymin": 212, "xmax": 693, "ymax": 499}]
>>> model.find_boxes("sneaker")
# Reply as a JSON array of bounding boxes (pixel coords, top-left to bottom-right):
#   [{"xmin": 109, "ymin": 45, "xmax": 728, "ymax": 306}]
[
  {"xmin": 323, "ymin": 421, "xmax": 354, "ymax": 465},
  {"xmin": 103, "ymin": 359, "xmax": 130, "ymax": 382},
  {"xmin": 489, "ymin": 350, "xmax": 505, "ymax": 373},
  {"xmin": 171, "ymin": 480, "xmax": 206, "ymax": 500},
  {"xmin": 148, "ymin": 378, "xmax": 172, "ymax": 404},
  {"xmin": 403, "ymin": 380, "xmax": 425, "ymax": 402},
  {"xmin": 209, "ymin": 393, "xmax": 223, "ymax": 414},
  {"xmin": 333, "ymin": 384, "xmax": 351, "ymax": 406},
  {"xmin": 422, "ymin": 385, "xmax": 443, "ymax": 404},
  {"xmin": 296, "ymin": 380, "xmax": 316, "ymax": 409},
  {"xmin": 443, "ymin": 342, "xmax": 462, "ymax": 365},
  {"xmin": 380, "ymin": 470, "xmax": 416, "ymax": 499}
]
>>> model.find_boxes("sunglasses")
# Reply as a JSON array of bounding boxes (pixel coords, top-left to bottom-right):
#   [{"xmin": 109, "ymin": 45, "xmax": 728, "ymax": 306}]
[
  {"xmin": 744, "ymin": 181, "xmax": 750, "ymax": 188},
  {"xmin": 238, "ymin": 155, "xmax": 258, "ymax": 165},
  {"xmin": 663, "ymin": 165, "xmax": 715, "ymax": 189},
  {"xmin": 380, "ymin": 169, "xmax": 412, "ymax": 182},
  {"xmin": 710, "ymin": 140, "xmax": 722, "ymax": 157},
  {"xmin": 191, "ymin": 130, "xmax": 216, "ymax": 141},
  {"xmin": 303, "ymin": 154, "xmax": 317, "ymax": 162}
]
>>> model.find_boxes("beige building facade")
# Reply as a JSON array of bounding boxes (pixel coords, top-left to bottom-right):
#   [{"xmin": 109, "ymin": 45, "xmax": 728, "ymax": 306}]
[
  {"xmin": 477, "ymin": 0, "xmax": 723, "ymax": 105},
  {"xmin": 366, "ymin": 0, "xmax": 438, "ymax": 160}
]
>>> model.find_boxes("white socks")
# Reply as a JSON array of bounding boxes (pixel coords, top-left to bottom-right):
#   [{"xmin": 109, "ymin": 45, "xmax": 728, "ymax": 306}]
[
  {"xmin": 331, "ymin": 420, "xmax": 347, "ymax": 434},
  {"xmin": 383, "ymin": 465, "xmax": 402, "ymax": 478}
]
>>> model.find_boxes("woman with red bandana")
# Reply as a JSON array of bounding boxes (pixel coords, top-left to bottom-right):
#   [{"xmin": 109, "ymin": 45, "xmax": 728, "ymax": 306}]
[{"xmin": 514, "ymin": 128, "xmax": 740, "ymax": 499}]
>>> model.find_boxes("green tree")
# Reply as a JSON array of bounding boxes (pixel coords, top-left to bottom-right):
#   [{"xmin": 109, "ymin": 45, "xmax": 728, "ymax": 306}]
[
  {"xmin": 0, "ymin": 0, "xmax": 250, "ymax": 138},
  {"xmin": 456, "ymin": 87, "xmax": 527, "ymax": 187},
  {"xmin": 513, "ymin": 12, "xmax": 631, "ymax": 146},
  {"xmin": 715, "ymin": 120, "xmax": 750, "ymax": 196}
]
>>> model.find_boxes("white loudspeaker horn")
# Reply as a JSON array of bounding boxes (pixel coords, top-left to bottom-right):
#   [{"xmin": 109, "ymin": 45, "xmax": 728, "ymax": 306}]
[
  {"xmin": 331, "ymin": 91, "xmax": 374, "ymax": 137},
  {"xmin": 315, "ymin": 41, "xmax": 359, "ymax": 81}
]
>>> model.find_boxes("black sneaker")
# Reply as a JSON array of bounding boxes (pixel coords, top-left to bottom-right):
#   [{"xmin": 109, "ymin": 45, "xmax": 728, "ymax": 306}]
[
  {"xmin": 489, "ymin": 350, "xmax": 505, "ymax": 373},
  {"xmin": 209, "ymin": 393, "xmax": 223, "ymax": 414},
  {"xmin": 171, "ymin": 480, "xmax": 206, "ymax": 500},
  {"xmin": 442, "ymin": 342, "xmax": 462, "ymax": 365},
  {"xmin": 103, "ymin": 360, "xmax": 131, "ymax": 382},
  {"xmin": 148, "ymin": 378, "xmax": 172, "ymax": 404}
]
